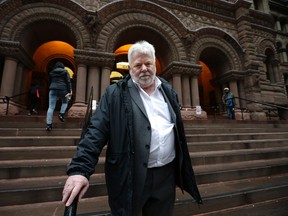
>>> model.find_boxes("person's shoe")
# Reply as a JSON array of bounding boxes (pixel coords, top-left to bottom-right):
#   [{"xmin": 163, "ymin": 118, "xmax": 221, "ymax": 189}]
[
  {"xmin": 27, "ymin": 112, "xmax": 31, "ymax": 116},
  {"xmin": 58, "ymin": 113, "xmax": 65, "ymax": 122},
  {"xmin": 32, "ymin": 109, "xmax": 38, "ymax": 114},
  {"xmin": 46, "ymin": 124, "xmax": 52, "ymax": 131}
]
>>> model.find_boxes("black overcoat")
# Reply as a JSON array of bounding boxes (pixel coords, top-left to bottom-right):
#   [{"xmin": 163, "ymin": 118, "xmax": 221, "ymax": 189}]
[{"xmin": 67, "ymin": 75, "xmax": 202, "ymax": 215}]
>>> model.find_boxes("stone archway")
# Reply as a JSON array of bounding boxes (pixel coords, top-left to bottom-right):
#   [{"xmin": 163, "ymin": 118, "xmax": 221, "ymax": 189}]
[
  {"xmin": 0, "ymin": 3, "xmax": 89, "ymax": 49},
  {"xmin": 95, "ymin": 0, "xmax": 190, "ymax": 66},
  {"xmin": 192, "ymin": 28, "xmax": 243, "ymax": 71},
  {"xmin": 191, "ymin": 27, "xmax": 244, "ymax": 116},
  {"xmin": 0, "ymin": 2, "xmax": 91, "ymax": 114}
]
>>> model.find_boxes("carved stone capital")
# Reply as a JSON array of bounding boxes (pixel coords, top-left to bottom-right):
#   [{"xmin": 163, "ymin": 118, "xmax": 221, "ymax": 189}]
[
  {"xmin": 212, "ymin": 70, "xmax": 246, "ymax": 84},
  {"xmin": 162, "ymin": 61, "xmax": 202, "ymax": 80},
  {"xmin": 0, "ymin": 40, "xmax": 34, "ymax": 68},
  {"xmin": 74, "ymin": 49, "xmax": 115, "ymax": 68}
]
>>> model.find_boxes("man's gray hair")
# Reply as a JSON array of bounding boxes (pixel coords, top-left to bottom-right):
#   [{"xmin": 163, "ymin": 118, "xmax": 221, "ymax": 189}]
[{"xmin": 128, "ymin": 41, "xmax": 156, "ymax": 64}]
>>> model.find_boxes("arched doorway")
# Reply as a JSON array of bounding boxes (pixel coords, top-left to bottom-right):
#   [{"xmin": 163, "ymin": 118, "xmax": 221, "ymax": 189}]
[
  {"xmin": 198, "ymin": 61, "xmax": 217, "ymax": 115},
  {"xmin": 199, "ymin": 47, "xmax": 233, "ymax": 116}
]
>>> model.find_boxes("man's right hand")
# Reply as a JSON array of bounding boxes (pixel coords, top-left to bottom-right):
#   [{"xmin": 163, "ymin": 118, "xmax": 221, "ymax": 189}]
[{"xmin": 62, "ymin": 175, "xmax": 89, "ymax": 207}]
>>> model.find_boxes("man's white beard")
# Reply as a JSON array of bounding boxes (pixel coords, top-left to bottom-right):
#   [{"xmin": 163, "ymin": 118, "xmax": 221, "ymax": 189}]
[{"xmin": 132, "ymin": 72, "xmax": 155, "ymax": 89}]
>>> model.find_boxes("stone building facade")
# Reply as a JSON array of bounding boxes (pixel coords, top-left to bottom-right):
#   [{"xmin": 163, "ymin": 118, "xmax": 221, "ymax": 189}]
[{"xmin": 0, "ymin": 0, "xmax": 287, "ymax": 120}]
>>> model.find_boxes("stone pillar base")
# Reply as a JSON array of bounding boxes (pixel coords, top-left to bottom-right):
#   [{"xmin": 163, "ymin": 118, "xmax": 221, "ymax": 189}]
[
  {"xmin": 0, "ymin": 100, "xmax": 25, "ymax": 116},
  {"xmin": 250, "ymin": 111, "xmax": 270, "ymax": 121},
  {"xmin": 181, "ymin": 108, "xmax": 207, "ymax": 120},
  {"xmin": 67, "ymin": 102, "xmax": 87, "ymax": 118},
  {"xmin": 234, "ymin": 109, "xmax": 251, "ymax": 120}
]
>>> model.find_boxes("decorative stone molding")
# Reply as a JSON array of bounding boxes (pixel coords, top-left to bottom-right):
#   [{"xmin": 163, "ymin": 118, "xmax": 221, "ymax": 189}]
[
  {"xmin": 162, "ymin": 61, "xmax": 202, "ymax": 80},
  {"xmin": 162, "ymin": 0, "xmax": 235, "ymax": 18},
  {"xmin": 0, "ymin": 2, "xmax": 90, "ymax": 49},
  {"xmin": 191, "ymin": 29, "xmax": 244, "ymax": 70},
  {"xmin": 0, "ymin": 40, "xmax": 34, "ymax": 68},
  {"xmin": 213, "ymin": 70, "xmax": 246, "ymax": 83},
  {"xmin": 95, "ymin": 1, "xmax": 188, "ymax": 61},
  {"xmin": 257, "ymin": 38, "xmax": 278, "ymax": 59},
  {"xmin": 181, "ymin": 108, "xmax": 207, "ymax": 120},
  {"xmin": 67, "ymin": 102, "xmax": 87, "ymax": 118},
  {"xmin": 73, "ymin": 0, "xmax": 110, "ymax": 11},
  {"xmin": 74, "ymin": 49, "xmax": 115, "ymax": 67}
]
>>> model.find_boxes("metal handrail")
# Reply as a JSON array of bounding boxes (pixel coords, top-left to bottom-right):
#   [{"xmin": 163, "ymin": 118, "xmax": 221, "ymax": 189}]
[
  {"xmin": 193, "ymin": 97, "xmax": 288, "ymax": 119},
  {"xmin": 80, "ymin": 86, "xmax": 94, "ymax": 139},
  {"xmin": 235, "ymin": 96, "xmax": 288, "ymax": 110},
  {"xmin": 63, "ymin": 87, "xmax": 94, "ymax": 216},
  {"xmin": 1, "ymin": 91, "xmax": 29, "ymax": 115},
  {"xmin": 234, "ymin": 96, "xmax": 288, "ymax": 120}
]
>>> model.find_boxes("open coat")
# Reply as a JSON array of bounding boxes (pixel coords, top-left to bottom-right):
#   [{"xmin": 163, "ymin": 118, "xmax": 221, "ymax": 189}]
[{"xmin": 67, "ymin": 75, "xmax": 202, "ymax": 215}]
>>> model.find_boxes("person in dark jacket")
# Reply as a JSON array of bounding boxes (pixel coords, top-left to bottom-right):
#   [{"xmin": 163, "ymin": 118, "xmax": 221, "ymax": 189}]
[
  {"xmin": 62, "ymin": 41, "xmax": 202, "ymax": 215},
  {"xmin": 46, "ymin": 61, "xmax": 72, "ymax": 131},
  {"xmin": 27, "ymin": 80, "xmax": 41, "ymax": 115}
]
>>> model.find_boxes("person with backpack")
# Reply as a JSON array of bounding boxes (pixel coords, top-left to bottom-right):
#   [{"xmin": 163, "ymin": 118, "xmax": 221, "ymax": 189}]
[{"xmin": 46, "ymin": 61, "xmax": 72, "ymax": 131}]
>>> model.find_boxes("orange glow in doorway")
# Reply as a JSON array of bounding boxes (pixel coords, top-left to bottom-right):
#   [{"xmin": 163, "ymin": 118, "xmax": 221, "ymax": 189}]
[
  {"xmin": 198, "ymin": 61, "xmax": 214, "ymax": 108},
  {"xmin": 33, "ymin": 41, "xmax": 74, "ymax": 72}
]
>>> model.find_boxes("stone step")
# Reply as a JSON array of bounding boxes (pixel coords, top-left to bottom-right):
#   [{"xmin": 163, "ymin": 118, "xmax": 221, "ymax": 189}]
[
  {"xmin": 0, "ymin": 120, "xmax": 84, "ymax": 129},
  {"xmin": 188, "ymin": 138, "xmax": 288, "ymax": 152},
  {"xmin": 1, "ymin": 137, "xmax": 287, "ymax": 161},
  {"xmin": 186, "ymin": 132, "xmax": 288, "ymax": 142},
  {"xmin": 185, "ymin": 126, "xmax": 288, "ymax": 134},
  {"xmin": 0, "ymin": 146, "xmax": 77, "ymax": 160},
  {"xmin": 1, "ymin": 157, "xmax": 288, "ymax": 207},
  {"xmin": 1, "ymin": 117, "xmax": 288, "ymax": 216},
  {"xmin": 183, "ymin": 120, "xmax": 288, "ymax": 128},
  {"xmin": 176, "ymin": 184, "xmax": 288, "ymax": 216},
  {"xmin": 193, "ymin": 197, "xmax": 288, "ymax": 216},
  {"xmin": 1, "ymin": 146, "xmax": 288, "ymax": 179},
  {"xmin": 2, "ymin": 138, "xmax": 288, "ymax": 161},
  {"xmin": 1, "ymin": 174, "xmax": 287, "ymax": 216},
  {"xmin": 0, "ymin": 158, "xmax": 104, "ymax": 179},
  {"xmin": 6, "ymin": 126, "xmax": 286, "ymax": 137},
  {"xmin": 191, "ymin": 147, "xmax": 288, "ymax": 165},
  {"xmin": 0, "ymin": 136, "xmax": 80, "ymax": 147},
  {"xmin": 0, "ymin": 128, "xmax": 82, "ymax": 137}
]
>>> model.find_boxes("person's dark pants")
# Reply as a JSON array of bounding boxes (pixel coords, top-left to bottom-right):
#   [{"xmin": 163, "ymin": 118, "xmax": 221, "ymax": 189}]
[
  {"xmin": 29, "ymin": 94, "xmax": 40, "ymax": 113},
  {"xmin": 227, "ymin": 106, "xmax": 234, "ymax": 119},
  {"xmin": 138, "ymin": 161, "xmax": 175, "ymax": 216}
]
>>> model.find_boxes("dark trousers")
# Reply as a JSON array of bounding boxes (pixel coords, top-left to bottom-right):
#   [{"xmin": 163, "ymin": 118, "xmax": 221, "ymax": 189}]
[
  {"xmin": 138, "ymin": 162, "xmax": 175, "ymax": 216},
  {"xmin": 29, "ymin": 94, "xmax": 40, "ymax": 113}
]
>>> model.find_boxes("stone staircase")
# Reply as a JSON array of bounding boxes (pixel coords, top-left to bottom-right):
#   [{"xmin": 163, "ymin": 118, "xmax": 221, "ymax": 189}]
[{"xmin": 0, "ymin": 116, "xmax": 288, "ymax": 216}]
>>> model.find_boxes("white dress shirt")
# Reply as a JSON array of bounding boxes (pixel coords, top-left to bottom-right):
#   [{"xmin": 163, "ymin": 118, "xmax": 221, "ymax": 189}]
[{"xmin": 134, "ymin": 78, "xmax": 175, "ymax": 168}]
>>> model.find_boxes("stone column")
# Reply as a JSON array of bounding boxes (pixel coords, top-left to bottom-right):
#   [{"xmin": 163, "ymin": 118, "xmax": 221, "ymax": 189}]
[
  {"xmin": 68, "ymin": 64, "xmax": 87, "ymax": 117},
  {"xmin": 276, "ymin": 21, "xmax": 282, "ymax": 31},
  {"xmin": 238, "ymin": 80, "xmax": 246, "ymax": 109},
  {"xmin": 191, "ymin": 76, "xmax": 200, "ymax": 107},
  {"xmin": 87, "ymin": 66, "xmax": 100, "ymax": 101},
  {"xmin": 262, "ymin": 0, "xmax": 270, "ymax": 13},
  {"xmin": 181, "ymin": 75, "xmax": 191, "ymax": 108},
  {"xmin": 172, "ymin": 74, "xmax": 182, "ymax": 106},
  {"xmin": 0, "ymin": 57, "xmax": 18, "ymax": 115},
  {"xmin": 75, "ymin": 64, "xmax": 87, "ymax": 103},
  {"xmin": 282, "ymin": 50, "xmax": 288, "ymax": 63},
  {"xmin": 0, "ymin": 57, "xmax": 18, "ymax": 98},
  {"xmin": 229, "ymin": 80, "xmax": 240, "ymax": 108},
  {"xmin": 13, "ymin": 63, "xmax": 24, "ymax": 103},
  {"xmin": 284, "ymin": 23, "xmax": 288, "ymax": 33},
  {"xmin": 272, "ymin": 61, "xmax": 280, "ymax": 82},
  {"xmin": 100, "ymin": 66, "xmax": 111, "ymax": 97}
]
